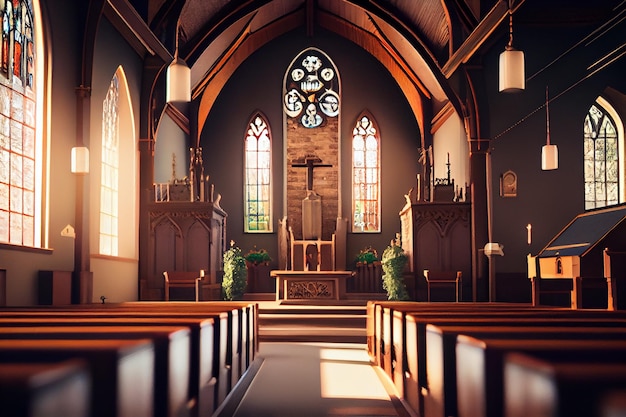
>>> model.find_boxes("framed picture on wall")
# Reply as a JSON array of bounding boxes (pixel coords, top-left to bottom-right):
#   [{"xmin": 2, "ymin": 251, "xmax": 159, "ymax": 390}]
[{"xmin": 500, "ymin": 170, "xmax": 517, "ymax": 198}]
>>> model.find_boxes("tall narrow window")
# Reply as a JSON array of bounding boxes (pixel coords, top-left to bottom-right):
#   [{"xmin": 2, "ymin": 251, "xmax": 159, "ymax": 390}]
[
  {"xmin": 352, "ymin": 113, "xmax": 380, "ymax": 232},
  {"xmin": 584, "ymin": 103, "xmax": 619, "ymax": 210},
  {"xmin": 244, "ymin": 112, "xmax": 272, "ymax": 232},
  {"xmin": 100, "ymin": 74, "xmax": 119, "ymax": 255},
  {"xmin": 0, "ymin": 0, "xmax": 38, "ymax": 247}
]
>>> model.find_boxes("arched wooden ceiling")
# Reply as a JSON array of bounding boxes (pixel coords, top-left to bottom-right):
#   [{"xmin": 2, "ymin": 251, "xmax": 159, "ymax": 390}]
[{"xmin": 138, "ymin": 0, "xmax": 624, "ymax": 140}]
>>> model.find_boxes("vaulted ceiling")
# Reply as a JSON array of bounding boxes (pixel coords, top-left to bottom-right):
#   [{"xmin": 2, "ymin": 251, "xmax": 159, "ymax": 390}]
[{"xmin": 110, "ymin": 0, "xmax": 624, "ymax": 136}]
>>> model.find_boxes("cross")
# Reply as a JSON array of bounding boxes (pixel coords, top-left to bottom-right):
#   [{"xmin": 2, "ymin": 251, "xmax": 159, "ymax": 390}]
[{"xmin": 292, "ymin": 155, "xmax": 332, "ymax": 191}]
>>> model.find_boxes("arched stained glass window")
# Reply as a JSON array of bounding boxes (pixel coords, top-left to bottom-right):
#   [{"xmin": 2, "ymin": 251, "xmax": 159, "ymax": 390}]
[
  {"xmin": 584, "ymin": 103, "xmax": 619, "ymax": 210},
  {"xmin": 245, "ymin": 112, "xmax": 272, "ymax": 232},
  {"xmin": 100, "ymin": 74, "xmax": 119, "ymax": 255},
  {"xmin": 0, "ymin": 0, "xmax": 38, "ymax": 247},
  {"xmin": 352, "ymin": 113, "xmax": 380, "ymax": 232}
]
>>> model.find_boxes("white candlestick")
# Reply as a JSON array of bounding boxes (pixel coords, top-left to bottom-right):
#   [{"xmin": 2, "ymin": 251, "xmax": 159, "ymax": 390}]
[
  {"xmin": 416, "ymin": 174, "xmax": 421, "ymax": 201},
  {"xmin": 526, "ymin": 224, "xmax": 532, "ymax": 245}
]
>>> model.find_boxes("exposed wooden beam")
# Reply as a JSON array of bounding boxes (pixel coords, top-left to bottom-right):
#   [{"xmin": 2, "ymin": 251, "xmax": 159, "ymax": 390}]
[
  {"xmin": 104, "ymin": 0, "xmax": 171, "ymax": 62},
  {"xmin": 442, "ymin": 0, "xmax": 525, "ymax": 78}
]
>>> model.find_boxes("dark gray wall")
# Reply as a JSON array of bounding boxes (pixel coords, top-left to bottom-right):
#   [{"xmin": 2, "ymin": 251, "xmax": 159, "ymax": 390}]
[{"xmin": 202, "ymin": 28, "xmax": 420, "ymax": 268}]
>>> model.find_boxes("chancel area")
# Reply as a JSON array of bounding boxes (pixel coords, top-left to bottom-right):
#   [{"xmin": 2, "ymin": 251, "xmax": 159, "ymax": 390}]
[{"xmin": 1, "ymin": 1, "xmax": 626, "ymax": 416}]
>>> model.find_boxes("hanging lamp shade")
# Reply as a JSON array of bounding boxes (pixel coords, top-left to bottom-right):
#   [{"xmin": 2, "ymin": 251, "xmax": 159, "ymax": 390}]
[
  {"xmin": 499, "ymin": 46, "xmax": 525, "ymax": 92},
  {"xmin": 542, "ymin": 144, "xmax": 558, "ymax": 170},
  {"xmin": 541, "ymin": 86, "xmax": 558, "ymax": 170},
  {"xmin": 71, "ymin": 146, "xmax": 90, "ymax": 174},
  {"xmin": 499, "ymin": 8, "xmax": 525, "ymax": 93},
  {"xmin": 166, "ymin": 56, "xmax": 191, "ymax": 103}
]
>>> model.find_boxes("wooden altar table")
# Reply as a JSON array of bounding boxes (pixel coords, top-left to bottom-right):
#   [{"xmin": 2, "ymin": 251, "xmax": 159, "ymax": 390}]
[{"xmin": 270, "ymin": 270, "xmax": 354, "ymax": 301}]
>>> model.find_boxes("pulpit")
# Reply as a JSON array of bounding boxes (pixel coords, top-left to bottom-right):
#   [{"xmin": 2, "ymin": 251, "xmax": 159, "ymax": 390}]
[
  {"xmin": 528, "ymin": 205, "xmax": 626, "ymax": 309},
  {"xmin": 141, "ymin": 200, "xmax": 227, "ymax": 300},
  {"xmin": 400, "ymin": 201, "xmax": 471, "ymax": 300}
]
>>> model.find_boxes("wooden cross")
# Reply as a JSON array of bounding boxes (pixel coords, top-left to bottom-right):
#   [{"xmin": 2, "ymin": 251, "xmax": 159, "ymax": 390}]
[{"xmin": 292, "ymin": 155, "xmax": 332, "ymax": 191}]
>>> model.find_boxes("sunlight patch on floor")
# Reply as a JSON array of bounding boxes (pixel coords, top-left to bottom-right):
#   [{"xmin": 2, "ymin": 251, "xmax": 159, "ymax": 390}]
[{"xmin": 319, "ymin": 346, "xmax": 390, "ymax": 400}]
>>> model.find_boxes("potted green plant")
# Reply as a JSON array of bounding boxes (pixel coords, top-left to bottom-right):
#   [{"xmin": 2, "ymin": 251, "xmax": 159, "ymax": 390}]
[
  {"xmin": 244, "ymin": 247, "xmax": 272, "ymax": 266},
  {"xmin": 381, "ymin": 234, "xmax": 410, "ymax": 300},
  {"xmin": 222, "ymin": 240, "xmax": 248, "ymax": 300},
  {"xmin": 244, "ymin": 247, "xmax": 273, "ymax": 293},
  {"xmin": 351, "ymin": 246, "xmax": 383, "ymax": 292},
  {"xmin": 355, "ymin": 246, "xmax": 379, "ymax": 265}
]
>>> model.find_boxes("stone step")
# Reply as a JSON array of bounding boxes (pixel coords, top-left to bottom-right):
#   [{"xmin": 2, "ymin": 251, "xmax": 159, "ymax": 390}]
[
  {"xmin": 258, "ymin": 313, "xmax": 365, "ymax": 327},
  {"xmin": 257, "ymin": 301, "xmax": 369, "ymax": 344},
  {"xmin": 259, "ymin": 326, "xmax": 366, "ymax": 344}
]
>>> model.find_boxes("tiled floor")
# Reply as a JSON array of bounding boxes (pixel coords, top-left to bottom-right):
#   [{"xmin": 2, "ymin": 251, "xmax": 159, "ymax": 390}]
[{"xmin": 228, "ymin": 342, "xmax": 408, "ymax": 417}]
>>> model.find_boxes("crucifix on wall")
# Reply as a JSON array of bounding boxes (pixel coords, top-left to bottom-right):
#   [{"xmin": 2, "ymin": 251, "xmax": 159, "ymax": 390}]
[
  {"xmin": 291, "ymin": 154, "xmax": 332, "ymax": 240},
  {"xmin": 291, "ymin": 155, "xmax": 332, "ymax": 191}
]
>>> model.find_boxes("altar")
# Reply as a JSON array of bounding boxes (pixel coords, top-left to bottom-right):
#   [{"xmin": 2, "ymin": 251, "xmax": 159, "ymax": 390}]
[{"xmin": 270, "ymin": 270, "xmax": 354, "ymax": 301}]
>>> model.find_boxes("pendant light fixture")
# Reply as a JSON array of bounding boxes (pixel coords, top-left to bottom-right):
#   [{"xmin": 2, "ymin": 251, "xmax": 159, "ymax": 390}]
[
  {"xmin": 71, "ymin": 146, "xmax": 90, "ymax": 174},
  {"xmin": 542, "ymin": 86, "xmax": 558, "ymax": 170},
  {"xmin": 166, "ymin": 19, "xmax": 191, "ymax": 103},
  {"xmin": 499, "ymin": 1, "xmax": 525, "ymax": 92}
]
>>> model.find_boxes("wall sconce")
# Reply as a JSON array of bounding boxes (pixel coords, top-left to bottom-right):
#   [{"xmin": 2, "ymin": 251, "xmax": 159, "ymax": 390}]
[
  {"xmin": 542, "ymin": 87, "xmax": 558, "ymax": 170},
  {"xmin": 499, "ymin": 3, "xmax": 525, "ymax": 92},
  {"xmin": 166, "ymin": 20, "xmax": 191, "ymax": 103},
  {"xmin": 71, "ymin": 146, "xmax": 89, "ymax": 174},
  {"xmin": 484, "ymin": 242, "xmax": 504, "ymax": 256}
]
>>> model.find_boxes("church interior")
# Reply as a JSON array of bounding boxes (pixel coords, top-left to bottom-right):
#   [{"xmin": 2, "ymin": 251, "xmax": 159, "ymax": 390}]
[{"xmin": 1, "ymin": 0, "xmax": 626, "ymax": 416}]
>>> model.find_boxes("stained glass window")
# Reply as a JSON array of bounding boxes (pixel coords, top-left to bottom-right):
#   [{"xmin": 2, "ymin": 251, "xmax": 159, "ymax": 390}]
[
  {"xmin": 283, "ymin": 52, "xmax": 339, "ymax": 128},
  {"xmin": 352, "ymin": 113, "xmax": 380, "ymax": 232},
  {"xmin": 0, "ymin": 0, "xmax": 37, "ymax": 246},
  {"xmin": 244, "ymin": 112, "xmax": 272, "ymax": 232},
  {"xmin": 100, "ymin": 74, "xmax": 119, "ymax": 255},
  {"xmin": 584, "ymin": 103, "xmax": 619, "ymax": 210}
]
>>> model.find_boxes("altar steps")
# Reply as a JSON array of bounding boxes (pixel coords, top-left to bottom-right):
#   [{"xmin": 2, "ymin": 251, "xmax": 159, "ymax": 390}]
[{"xmin": 257, "ymin": 302, "xmax": 370, "ymax": 344}]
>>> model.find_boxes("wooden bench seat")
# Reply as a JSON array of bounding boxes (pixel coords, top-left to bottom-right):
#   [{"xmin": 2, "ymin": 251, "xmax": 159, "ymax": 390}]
[
  {"xmin": 0, "ymin": 359, "xmax": 90, "ymax": 417},
  {"xmin": 426, "ymin": 324, "xmax": 626, "ymax": 417},
  {"xmin": 405, "ymin": 313, "xmax": 626, "ymax": 417},
  {"xmin": 0, "ymin": 301, "xmax": 258, "ymax": 416},
  {"xmin": 365, "ymin": 301, "xmax": 626, "ymax": 417},
  {"xmin": 504, "ymin": 353, "xmax": 626, "ymax": 417},
  {"xmin": 0, "ymin": 325, "xmax": 191, "ymax": 417},
  {"xmin": 456, "ymin": 337, "xmax": 626, "ymax": 417},
  {"xmin": 0, "ymin": 316, "xmax": 219, "ymax": 417},
  {"xmin": 0, "ymin": 339, "xmax": 155, "ymax": 417},
  {"xmin": 28, "ymin": 300, "xmax": 259, "ymax": 387}
]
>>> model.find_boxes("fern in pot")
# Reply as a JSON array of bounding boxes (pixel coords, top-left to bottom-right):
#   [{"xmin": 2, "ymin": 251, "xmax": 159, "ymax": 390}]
[
  {"xmin": 222, "ymin": 241, "xmax": 248, "ymax": 300},
  {"xmin": 381, "ymin": 234, "xmax": 410, "ymax": 300}
]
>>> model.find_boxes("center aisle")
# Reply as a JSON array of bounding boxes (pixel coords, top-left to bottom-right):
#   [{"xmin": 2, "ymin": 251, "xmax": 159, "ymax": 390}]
[{"xmin": 226, "ymin": 342, "xmax": 408, "ymax": 417}]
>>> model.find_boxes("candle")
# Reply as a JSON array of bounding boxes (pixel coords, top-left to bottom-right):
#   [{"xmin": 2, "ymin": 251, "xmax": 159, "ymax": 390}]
[
  {"xmin": 416, "ymin": 174, "xmax": 421, "ymax": 201},
  {"xmin": 526, "ymin": 224, "xmax": 532, "ymax": 245}
]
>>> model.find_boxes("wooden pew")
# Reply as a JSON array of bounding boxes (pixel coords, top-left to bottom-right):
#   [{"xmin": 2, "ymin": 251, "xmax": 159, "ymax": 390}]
[
  {"xmin": 22, "ymin": 300, "xmax": 259, "ymax": 374},
  {"xmin": 0, "ymin": 359, "xmax": 91, "ymax": 417},
  {"xmin": 504, "ymin": 352, "xmax": 626, "ymax": 417},
  {"xmin": 0, "ymin": 316, "xmax": 218, "ymax": 417},
  {"xmin": 0, "ymin": 339, "xmax": 155, "ymax": 417},
  {"xmin": 456, "ymin": 337, "xmax": 626, "ymax": 417},
  {"xmin": 0, "ymin": 301, "xmax": 258, "ymax": 415},
  {"xmin": 425, "ymin": 324, "xmax": 626, "ymax": 417},
  {"xmin": 402, "ymin": 310, "xmax": 626, "ymax": 417},
  {"xmin": 0, "ymin": 325, "xmax": 191, "ymax": 417},
  {"xmin": 119, "ymin": 301, "xmax": 259, "ymax": 370},
  {"xmin": 377, "ymin": 303, "xmax": 558, "ymax": 390}
]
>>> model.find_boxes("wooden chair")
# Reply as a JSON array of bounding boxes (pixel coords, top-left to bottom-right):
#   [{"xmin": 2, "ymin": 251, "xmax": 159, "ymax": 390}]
[
  {"xmin": 163, "ymin": 271, "xmax": 203, "ymax": 301},
  {"xmin": 288, "ymin": 227, "xmax": 335, "ymax": 271},
  {"xmin": 423, "ymin": 270, "xmax": 461, "ymax": 302}
]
